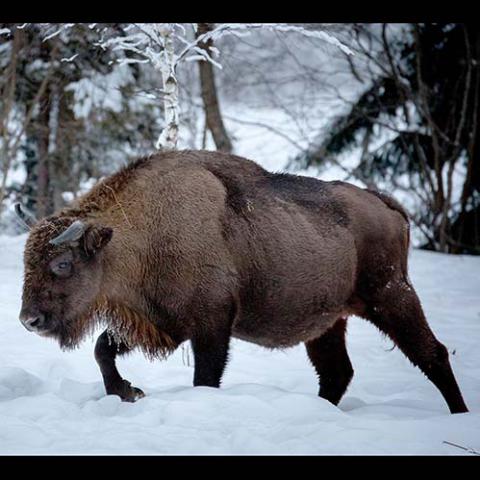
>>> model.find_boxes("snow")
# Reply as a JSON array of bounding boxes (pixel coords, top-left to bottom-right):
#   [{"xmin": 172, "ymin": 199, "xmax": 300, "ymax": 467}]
[{"xmin": 0, "ymin": 234, "xmax": 479, "ymax": 455}]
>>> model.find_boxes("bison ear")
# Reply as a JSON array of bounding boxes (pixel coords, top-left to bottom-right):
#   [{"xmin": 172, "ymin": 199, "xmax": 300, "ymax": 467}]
[{"xmin": 82, "ymin": 225, "xmax": 113, "ymax": 257}]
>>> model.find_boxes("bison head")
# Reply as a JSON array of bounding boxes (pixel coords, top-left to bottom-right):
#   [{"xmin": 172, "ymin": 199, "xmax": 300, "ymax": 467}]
[{"xmin": 18, "ymin": 210, "xmax": 113, "ymax": 349}]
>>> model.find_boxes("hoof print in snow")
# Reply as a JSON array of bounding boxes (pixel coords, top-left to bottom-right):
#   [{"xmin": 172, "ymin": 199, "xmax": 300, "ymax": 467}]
[{"xmin": 107, "ymin": 380, "xmax": 145, "ymax": 403}]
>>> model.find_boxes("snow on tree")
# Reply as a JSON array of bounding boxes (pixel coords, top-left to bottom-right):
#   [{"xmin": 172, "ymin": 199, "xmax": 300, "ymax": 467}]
[
  {"xmin": 0, "ymin": 23, "xmax": 163, "ymax": 220},
  {"xmin": 97, "ymin": 23, "xmax": 353, "ymax": 150}
]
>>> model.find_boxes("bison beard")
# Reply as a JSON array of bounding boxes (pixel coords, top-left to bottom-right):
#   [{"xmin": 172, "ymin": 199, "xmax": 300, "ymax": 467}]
[
  {"xmin": 18, "ymin": 149, "xmax": 468, "ymax": 414},
  {"xmin": 57, "ymin": 298, "xmax": 177, "ymax": 360}
]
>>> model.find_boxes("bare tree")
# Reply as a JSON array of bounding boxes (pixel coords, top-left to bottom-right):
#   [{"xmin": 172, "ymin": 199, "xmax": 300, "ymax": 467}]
[
  {"xmin": 296, "ymin": 23, "xmax": 480, "ymax": 253},
  {"xmin": 196, "ymin": 23, "xmax": 232, "ymax": 152}
]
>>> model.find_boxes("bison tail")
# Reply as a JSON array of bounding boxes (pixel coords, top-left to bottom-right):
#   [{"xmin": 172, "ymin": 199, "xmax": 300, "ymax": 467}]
[
  {"xmin": 364, "ymin": 189, "xmax": 409, "ymax": 223},
  {"xmin": 365, "ymin": 188, "xmax": 411, "ymax": 278}
]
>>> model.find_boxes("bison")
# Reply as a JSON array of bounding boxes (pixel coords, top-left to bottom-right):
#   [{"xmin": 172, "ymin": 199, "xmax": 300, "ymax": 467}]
[{"xmin": 16, "ymin": 150, "xmax": 468, "ymax": 413}]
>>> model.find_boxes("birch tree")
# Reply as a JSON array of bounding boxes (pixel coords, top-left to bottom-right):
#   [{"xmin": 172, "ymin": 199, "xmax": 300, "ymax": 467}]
[{"xmin": 99, "ymin": 23, "xmax": 353, "ymax": 151}]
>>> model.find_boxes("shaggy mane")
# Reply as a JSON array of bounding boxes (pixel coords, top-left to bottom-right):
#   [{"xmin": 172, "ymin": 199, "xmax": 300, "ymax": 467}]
[{"xmin": 61, "ymin": 296, "xmax": 177, "ymax": 361}]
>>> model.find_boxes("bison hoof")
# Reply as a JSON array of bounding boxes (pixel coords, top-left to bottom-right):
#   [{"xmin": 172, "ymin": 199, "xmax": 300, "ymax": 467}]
[{"xmin": 107, "ymin": 380, "xmax": 145, "ymax": 403}]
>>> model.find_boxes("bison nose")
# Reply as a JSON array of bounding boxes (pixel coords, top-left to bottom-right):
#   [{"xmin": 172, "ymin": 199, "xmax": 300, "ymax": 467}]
[{"xmin": 20, "ymin": 313, "xmax": 45, "ymax": 332}]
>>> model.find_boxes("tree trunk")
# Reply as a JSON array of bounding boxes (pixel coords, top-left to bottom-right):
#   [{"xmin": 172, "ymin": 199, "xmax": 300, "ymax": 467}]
[
  {"xmin": 156, "ymin": 24, "xmax": 179, "ymax": 150},
  {"xmin": 0, "ymin": 27, "xmax": 22, "ymax": 215},
  {"xmin": 22, "ymin": 124, "xmax": 38, "ymax": 213},
  {"xmin": 196, "ymin": 23, "xmax": 232, "ymax": 153},
  {"xmin": 51, "ymin": 87, "xmax": 77, "ymax": 211},
  {"xmin": 35, "ymin": 87, "xmax": 52, "ymax": 218}
]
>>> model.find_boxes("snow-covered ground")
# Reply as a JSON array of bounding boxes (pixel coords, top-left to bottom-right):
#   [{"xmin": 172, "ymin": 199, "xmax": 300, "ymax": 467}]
[{"xmin": 0, "ymin": 233, "xmax": 479, "ymax": 455}]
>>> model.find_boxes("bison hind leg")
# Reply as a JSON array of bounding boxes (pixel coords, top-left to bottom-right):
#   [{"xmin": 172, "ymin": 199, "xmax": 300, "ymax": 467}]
[
  {"xmin": 363, "ymin": 279, "xmax": 468, "ymax": 414},
  {"xmin": 305, "ymin": 317, "xmax": 354, "ymax": 406}
]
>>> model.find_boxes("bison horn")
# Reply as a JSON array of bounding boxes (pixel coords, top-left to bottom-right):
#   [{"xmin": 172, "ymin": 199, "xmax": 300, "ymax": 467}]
[
  {"xmin": 14, "ymin": 203, "xmax": 37, "ymax": 230},
  {"xmin": 49, "ymin": 220, "xmax": 87, "ymax": 246}
]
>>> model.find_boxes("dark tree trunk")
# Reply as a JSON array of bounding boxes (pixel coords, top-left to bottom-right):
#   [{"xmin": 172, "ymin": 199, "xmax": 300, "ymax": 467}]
[
  {"xmin": 196, "ymin": 23, "xmax": 233, "ymax": 153},
  {"xmin": 51, "ymin": 88, "xmax": 78, "ymax": 211},
  {"xmin": 22, "ymin": 125, "xmax": 38, "ymax": 213},
  {"xmin": 0, "ymin": 27, "xmax": 22, "ymax": 214},
  {"xmin": 35, "ymin": 87, "xmax": 52, "ymax": 218}
]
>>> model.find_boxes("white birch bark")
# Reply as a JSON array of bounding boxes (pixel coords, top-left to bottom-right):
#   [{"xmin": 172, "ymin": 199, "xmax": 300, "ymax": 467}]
[{"xmin": 155, "ymin": 24, "xmax": 179, "ymax": 150}]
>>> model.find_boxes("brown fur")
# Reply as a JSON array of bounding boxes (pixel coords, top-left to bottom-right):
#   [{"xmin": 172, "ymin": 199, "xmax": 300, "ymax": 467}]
[
  {"xmin": 89, "ymin": 297, "xmax": 176, "ymax": 360},
  {"xmin": 19, "ymin": 149, "xmax": 468, "ymax": 413}
]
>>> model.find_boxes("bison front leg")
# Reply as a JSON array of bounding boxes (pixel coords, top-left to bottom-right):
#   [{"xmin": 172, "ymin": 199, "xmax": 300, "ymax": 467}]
[
  {"xmin": 191, "ymin": 323, "xmax": 231, "ymax": 388},
  {"xmin": 94, "ymin": 329, "xmax": 145, "ymax": 402}
]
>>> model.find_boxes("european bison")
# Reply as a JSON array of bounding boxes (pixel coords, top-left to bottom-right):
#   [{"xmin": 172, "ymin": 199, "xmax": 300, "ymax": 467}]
[{"xmin": 16, "ymin": 150, "xmax": 468, "ymax": 413}]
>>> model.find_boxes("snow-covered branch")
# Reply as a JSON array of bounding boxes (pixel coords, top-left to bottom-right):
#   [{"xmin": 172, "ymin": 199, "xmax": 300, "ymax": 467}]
[
  {"xmin": 99, "ymin": 23, "xmax": 354, "ymax": 150},
  {"xmin": 176, "ymin": 23, "xmax": 353, "ymax": 65}
]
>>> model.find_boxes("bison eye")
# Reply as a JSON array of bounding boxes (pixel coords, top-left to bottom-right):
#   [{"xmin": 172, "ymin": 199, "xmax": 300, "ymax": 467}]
[{"xmin": 50, "ymin": 254, "xmax": 73, "ymax": 277}]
